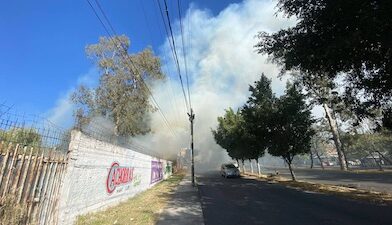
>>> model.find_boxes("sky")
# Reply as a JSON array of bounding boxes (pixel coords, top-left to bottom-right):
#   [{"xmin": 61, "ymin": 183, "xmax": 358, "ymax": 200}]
[
  {"xmin": 0, "ymin": 0, "xmax": 242, "ymax": 115},
  {"xmin": 1, "ymin": 0, "xmax": 306, "ymax": 167}
]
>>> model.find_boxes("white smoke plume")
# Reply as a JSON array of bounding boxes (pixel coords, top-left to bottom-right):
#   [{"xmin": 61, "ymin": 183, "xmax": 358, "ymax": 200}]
[{"xmin": 132, "ymin": 0, "xmax": 297, "ymax": 171}]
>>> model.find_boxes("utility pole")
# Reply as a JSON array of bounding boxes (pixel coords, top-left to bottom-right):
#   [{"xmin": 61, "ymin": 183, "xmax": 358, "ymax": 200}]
[{"xmin": 188, "ymin": 108, "xmax": 195, "ymax": 186}]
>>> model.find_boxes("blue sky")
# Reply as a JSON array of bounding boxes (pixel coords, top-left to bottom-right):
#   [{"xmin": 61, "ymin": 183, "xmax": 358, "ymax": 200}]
[{"xmin": 0, "ymin": 0, "xmax": 242, "ymax": 115}]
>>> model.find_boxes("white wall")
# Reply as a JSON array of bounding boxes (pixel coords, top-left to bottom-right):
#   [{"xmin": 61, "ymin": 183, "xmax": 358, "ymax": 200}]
[{"xmin": 57, "ymin": 130, "xmax": 172, "ymax": 225}]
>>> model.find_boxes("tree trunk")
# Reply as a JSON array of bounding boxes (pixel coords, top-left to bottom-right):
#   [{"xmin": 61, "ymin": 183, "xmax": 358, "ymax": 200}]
[
  {"xmin": 241, "ymin": 159, "xmax": 246, "ymax": 174},
  {"xmin": 256, "ymin": 158, "xmax": 261, "ymax": 176},
  {"xmin": 376, "ymin": 151, "xmax": 392, "ymax": 165},
  {"xmin": 370, "ymin": 152, "xmax": 383, "ymax": 171},
  {"xmin": 322, "ymin": 103, "xmax": 347, "ymax": 171},
  {"xmin": 236, "ymin": 159, "xmax": 241, "ymax": 172},
  {"xmin": 342, "ymin": 147, "xmax": 350, "ymax": 170},
  {"xmin": 249, "ymin": 159, "xmax": 254, "ymax": 174},
  {"xmin": 310, "ymin": 150, "xmax": 314, "ymax": 169},
  {"xmin": 315, "ymin": 150, "xmax": 325, "ymax": 170},
  {"xmin": 286, "ymin": 159, "xmax": 296, "ymax": 181}
]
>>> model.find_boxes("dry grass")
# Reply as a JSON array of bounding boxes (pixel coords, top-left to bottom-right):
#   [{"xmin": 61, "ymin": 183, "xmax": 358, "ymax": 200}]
[
  {"xmin": 346, "ymin": 169, "xmax": 392, "ymax": 174},
  {"xmin": 244, "ymin": 173, "xmax": 392, "ymax": 205},
  {"xmin": 0, "ymin": 195, "xmax": 28, "ymax": 225},
  {"xmin": 75, "ymin": 173, "xmax": 184, "ymax": 225}
]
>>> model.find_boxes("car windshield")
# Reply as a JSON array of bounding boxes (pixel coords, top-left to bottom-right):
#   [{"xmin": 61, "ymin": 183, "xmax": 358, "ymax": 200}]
[{"xmin": 225, "ymin": 164, "xmax": 236, "ymax": 169}]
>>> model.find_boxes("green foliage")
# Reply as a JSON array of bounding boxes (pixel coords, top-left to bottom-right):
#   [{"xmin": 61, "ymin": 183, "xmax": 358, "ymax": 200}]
[
  {"xmin": 241, "ymin": 74, "xmax": 274, "ymax": 160},
  {"xmin": 342, "ymin": 131, "xmax": 392, "ymax": 159},
  {"xmin": 212, "ymin": 108, "xmax": 246, "ymax": 160},
  {"xmin": 268, "ymin": 83, "xmax": 315, "ymax": 164},
  {"xmin": 213, "ymin": 74, "xmax": 314, "ymax": 179},
  {"xmin": 71, "ymin": 35, "xmax": 165, "ymax": 136},
  {"xmin": 0, "ymin": 128, "xmax": 42, "ymax": 147},
  {"xmin": 256, "ymin": 0, "xmax": 392, "ymax": 115}
]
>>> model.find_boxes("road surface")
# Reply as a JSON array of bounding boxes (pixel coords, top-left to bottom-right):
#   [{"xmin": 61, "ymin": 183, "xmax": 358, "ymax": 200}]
[{"xmin": 197, "ymin": 171, "xmax": 392, "ymax": 225}]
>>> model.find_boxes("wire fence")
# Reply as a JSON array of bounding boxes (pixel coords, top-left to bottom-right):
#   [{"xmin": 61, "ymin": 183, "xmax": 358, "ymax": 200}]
[
  {"xmin": 79, "ymin": 119, "xmax": 165, "ymax": 159},
  {"xmin": 0, "ymin": 102, "xmax": 166, "ymax": 163},
  {"xmin": 0, "ymin": 103, "xmax": 70, "ymax": 155}
]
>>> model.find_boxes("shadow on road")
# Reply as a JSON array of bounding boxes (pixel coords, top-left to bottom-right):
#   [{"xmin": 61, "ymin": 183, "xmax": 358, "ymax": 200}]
[{"xmin": 197, "ymin": 171, "xmax": 392, "ymax": 225}]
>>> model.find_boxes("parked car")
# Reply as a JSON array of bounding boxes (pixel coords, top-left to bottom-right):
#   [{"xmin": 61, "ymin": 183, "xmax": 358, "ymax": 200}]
[
  {"xmin": 348, "ymin": 160, "xmax": 361, "ymax": 166},
  {"xmin": 220, "ymin": 163, "xmax": 240, "ymax": 178},
  {"xmin": 322, "ymin": 161, "xmax": 334, "ymax": 166}
]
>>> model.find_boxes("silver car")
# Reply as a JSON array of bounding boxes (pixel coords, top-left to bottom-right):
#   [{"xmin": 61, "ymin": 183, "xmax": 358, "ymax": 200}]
[{"xmin": 220, "ymin": 163, "xmax": 240, "ymax": 178}]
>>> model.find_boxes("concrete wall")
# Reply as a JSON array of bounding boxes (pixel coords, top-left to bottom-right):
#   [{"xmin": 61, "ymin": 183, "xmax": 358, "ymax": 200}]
[{"xmin": 57, "ymin": 131, "xmax": 172, "ymax": 225}]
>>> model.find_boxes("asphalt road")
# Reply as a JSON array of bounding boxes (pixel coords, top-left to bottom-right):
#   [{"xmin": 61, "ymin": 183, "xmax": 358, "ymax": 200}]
[
  {"xmin": 261, "ymin": 167, "xmax": 392, "ymax": 193},
  {"xmin": 198, "ymin": 171, "xmax": 392, "ymax": 225}
]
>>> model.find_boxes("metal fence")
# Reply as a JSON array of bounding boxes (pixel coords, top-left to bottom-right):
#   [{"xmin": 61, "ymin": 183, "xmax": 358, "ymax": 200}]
[
  {"xmin": 0, "ymin": 104, "xmax": 69, "ymax": 225},
  {"xmin": 79, "ymin": 116, "xmax": 164, "ymax": 159}
]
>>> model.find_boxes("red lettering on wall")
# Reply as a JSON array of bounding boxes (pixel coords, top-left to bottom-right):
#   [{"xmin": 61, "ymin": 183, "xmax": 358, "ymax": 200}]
[{"xmin": 106, "ymin": 162, "xmax": 134, "ymax": 194}]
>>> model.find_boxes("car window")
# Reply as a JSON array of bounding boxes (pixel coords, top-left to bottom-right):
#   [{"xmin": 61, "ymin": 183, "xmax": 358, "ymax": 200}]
[{"xmin": 225, "ymin": 164, "xmax": 236, "ymax": 169}]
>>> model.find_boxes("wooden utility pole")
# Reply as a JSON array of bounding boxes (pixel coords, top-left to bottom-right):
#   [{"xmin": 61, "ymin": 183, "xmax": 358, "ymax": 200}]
[{"xmin": 188, "ymin": 108, "xmax": 195, "ymax": 186}]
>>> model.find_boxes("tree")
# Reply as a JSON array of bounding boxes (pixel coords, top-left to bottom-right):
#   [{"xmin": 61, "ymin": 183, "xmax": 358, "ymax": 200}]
[
  {"xmin": 212, "ymin": 108, "xmax": 248, "ymax": 171},
  {"xmin": 255, "ymin": 3, "xmax": 384, "ymax": 170},
  {"xmin": 71, "ymin": 35, "xmax": 165, "ymax": 136},
  {"xmin": 342, "ymin": 131, "xmax": 392, "ymax": 169},
  {"xmin": 287, "ymin": 71, "xmax": 350, "ymax": 170},
  {"xmin": 310, "ymin": 123, "xmax": 332, "ymax": 170},
  {"xmin": 0, "ymin": 128, "xmax": 42, "ymax": 147},
  {"xmin": 256, "ymin": 0, "xmax": 392, "ymax": 110},
  {"xmin": 241, "ymin": 74, "xmax": 274, "ymax": 175},
  {"xmin": 268, "ymin": 83, "xmax": 314, "ymax": 180}
]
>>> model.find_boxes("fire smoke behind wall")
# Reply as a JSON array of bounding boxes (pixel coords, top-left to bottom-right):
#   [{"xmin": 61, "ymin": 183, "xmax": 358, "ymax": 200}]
[{"xmin": 133, "ymin": 0, "xmax": 296, "ymax": 171}]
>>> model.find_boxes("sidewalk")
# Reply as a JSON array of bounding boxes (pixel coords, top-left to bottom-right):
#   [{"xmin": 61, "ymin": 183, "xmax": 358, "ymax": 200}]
[{"xmin": 157, "ymin": 174, "xmax": 204, "ymax": 225}]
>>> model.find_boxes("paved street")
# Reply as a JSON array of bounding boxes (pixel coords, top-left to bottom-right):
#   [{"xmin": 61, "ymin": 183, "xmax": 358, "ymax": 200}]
[
  {"xmin": 261, "ymin": 167, "xmax": 392, "ymax": 193},
  {"xmin": 198, "ymin": 171, "xmax": 392, "ymax": 225}
]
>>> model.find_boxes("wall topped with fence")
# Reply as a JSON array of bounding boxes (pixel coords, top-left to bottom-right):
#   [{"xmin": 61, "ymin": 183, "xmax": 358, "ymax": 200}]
[{"xmin": 0, "ymin": 104, "xmax": 173, "ymax": 225}]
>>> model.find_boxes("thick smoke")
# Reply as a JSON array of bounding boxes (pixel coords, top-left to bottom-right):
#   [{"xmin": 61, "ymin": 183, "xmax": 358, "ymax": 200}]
[{"xmin": 132, "ymin": 0, "xmax": 296, "ymax": 171}]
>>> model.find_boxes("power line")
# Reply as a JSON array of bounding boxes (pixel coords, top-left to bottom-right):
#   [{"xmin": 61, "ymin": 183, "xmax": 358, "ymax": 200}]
[
  {"xmin": 177, "ymin": 0, "xmax": 192, "ymax": 109},
  {"xmin": 163, "ymin": 0, "xmax": 190, "ymax": 111},
  {"xmin": 139, "ymin": 0, "xmax": 183, "ymax": 121},
  {"xmin": 156, "ymin": 0, "xmax": 190, "ymax": 113},
  {"xmin": 85, "ymin": 0, "xmax": 178, "ymax": 137},
  {"xmin": 154, "ymin": 0, "xmax": 188, "ymax": 118}
]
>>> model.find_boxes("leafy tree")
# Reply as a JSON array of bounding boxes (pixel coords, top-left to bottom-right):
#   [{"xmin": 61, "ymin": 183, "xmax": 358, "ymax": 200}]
[
  {"xmin": 241, "ymin": 74, "xmax": 274, "ymax": 174},
  {"xmin": 342, "ymin": 131, "xmax": 392, "ymax": 168},
  {"xmin": 256, "ymin": 1, "xmax": 392, "ymax": 170},
  {"xmin": 71, "ymin": 35, "xmax": 165, "ymax": 136},
  {"xmin": 287, "ymin": 72, "xmax": 350, "ymax": 170},
  {"xmin": 268, "ymin": 83, "xmax": 314, "ymax": 180},
  {"xmin": 256, "ymin": 0, "xmax": 392, "ymax": 109},
  {"xmin": 0, "ymin": 128, "xmax": 42, "ymax": 147},
  {"xmin": 212, "ymin": 108, "xmax": 248, "ymax": 170}
]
